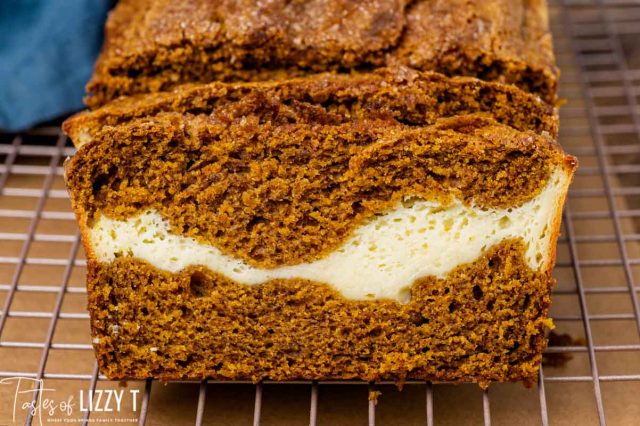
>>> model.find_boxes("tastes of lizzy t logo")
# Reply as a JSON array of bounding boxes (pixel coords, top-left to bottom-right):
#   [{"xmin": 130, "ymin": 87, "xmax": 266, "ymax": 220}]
[{"xmin": 1, "ymin": 377, "xmax": 139, "ymax": 424}]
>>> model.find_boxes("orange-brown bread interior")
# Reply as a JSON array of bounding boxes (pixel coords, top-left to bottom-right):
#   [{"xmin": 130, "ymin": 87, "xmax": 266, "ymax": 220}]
[
  {"xmin": 65, "ymin": 110, "xmax": 568, "ymax": 268},
  {"xmin": 89, "ymin": 239, "xmax": 552, "ymax": 387}
]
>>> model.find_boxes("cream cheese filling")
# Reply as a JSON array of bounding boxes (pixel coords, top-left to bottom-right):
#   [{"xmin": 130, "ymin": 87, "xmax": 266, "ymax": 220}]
[{"xmin": 90, "ymin": 168, "xmax": 569, "ymax": 303}]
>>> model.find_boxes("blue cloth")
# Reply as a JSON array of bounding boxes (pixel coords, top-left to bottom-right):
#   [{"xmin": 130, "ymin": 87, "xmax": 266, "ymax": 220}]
[{"xmin": 0, "ymin": 0, "xmax": 112, "ymax": 131}]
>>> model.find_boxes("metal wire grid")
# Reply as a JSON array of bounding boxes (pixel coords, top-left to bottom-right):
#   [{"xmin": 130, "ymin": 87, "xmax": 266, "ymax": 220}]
[{"xmin": 0, "ymin": 0, "xmax": 639, "ymax": 424}]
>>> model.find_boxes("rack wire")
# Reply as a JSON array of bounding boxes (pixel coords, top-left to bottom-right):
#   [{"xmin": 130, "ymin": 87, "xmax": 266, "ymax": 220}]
[{"xmin": 1, "ymin": 0, "xmax": 640, "ymax": 424}]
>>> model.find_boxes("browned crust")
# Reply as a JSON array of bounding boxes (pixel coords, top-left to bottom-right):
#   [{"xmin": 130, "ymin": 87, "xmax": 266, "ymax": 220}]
[
  {"xmin": 65, "ymin": 69, "xmax": 558, "ymax": 149},
  {"xmin": 388, "ymin": 0, "xmax": 558, "ymax": 101},
  {"xmin": 85, "ymin": 0, "xmax": 558, "ymax": 107},
  {"xmin": 87, "ymin": 239, "xmax": 553, "ymax": 388},
  {"xmin": 543, "ymin": 156, "xmax": 578, "ymax": 275}
]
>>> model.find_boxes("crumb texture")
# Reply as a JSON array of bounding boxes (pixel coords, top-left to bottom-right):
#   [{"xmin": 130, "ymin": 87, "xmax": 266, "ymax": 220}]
[
  {"xmin": 66, "ymin": 111, "xmax": 567, "ymax": 268},
  {"xmin": 89, "ymin": 167, "xmax": 568, "ymax": 302},
  {"xmin": 88, "ymin": 240, "xmax": 553, "ymax": 387},
  {"xmin": 86, "ymin": 0, "xmax": 557, "ymax": 106}
]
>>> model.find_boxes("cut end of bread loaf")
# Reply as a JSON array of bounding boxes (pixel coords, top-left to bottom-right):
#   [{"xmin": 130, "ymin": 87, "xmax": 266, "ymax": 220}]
[{"xmin": 63, "ymin": 70, "xmax": 574, "ymax": 385}]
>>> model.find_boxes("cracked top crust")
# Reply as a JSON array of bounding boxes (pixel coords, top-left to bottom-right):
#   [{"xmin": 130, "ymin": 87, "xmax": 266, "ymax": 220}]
[{"xmin": 86, "ymin": 0, "xmax": 558, "ymax": 107}]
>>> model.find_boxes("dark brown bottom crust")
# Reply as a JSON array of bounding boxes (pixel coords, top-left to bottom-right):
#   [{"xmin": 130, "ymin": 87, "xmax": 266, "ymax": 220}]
[{"xmin": 87, "ymin": 239, "xmax": 553, "ymax": 388}]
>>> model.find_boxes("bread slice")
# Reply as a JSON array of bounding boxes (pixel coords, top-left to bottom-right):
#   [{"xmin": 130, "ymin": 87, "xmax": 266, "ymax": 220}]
[
  {"xmin": 64, "ymin": 71, "xmax": 575, "ymax": 386},
  {"xmin": 67, "ymin": 68, "xmax": 558, "ymax": 149},
  {"xmin": 85, "ymin": 0, "xmax": 557, "ymax": 107}
]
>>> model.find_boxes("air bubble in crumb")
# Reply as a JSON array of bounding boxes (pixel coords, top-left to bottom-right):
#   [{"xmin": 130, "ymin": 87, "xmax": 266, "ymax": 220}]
[{"xmin": 499, "ymin": 216, "xmax": 511, "ymax": 229}]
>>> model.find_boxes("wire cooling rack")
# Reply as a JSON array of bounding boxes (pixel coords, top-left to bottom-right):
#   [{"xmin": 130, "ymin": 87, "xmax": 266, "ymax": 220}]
[{"xmin": 1, "ymin": 0, "xmax": 640, "ymax": 424}]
